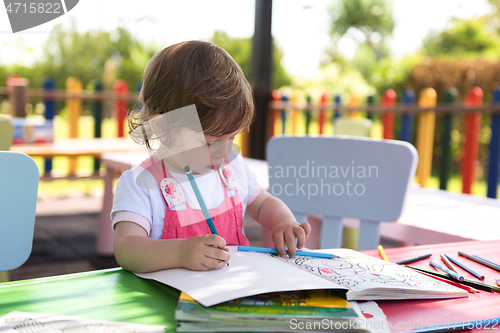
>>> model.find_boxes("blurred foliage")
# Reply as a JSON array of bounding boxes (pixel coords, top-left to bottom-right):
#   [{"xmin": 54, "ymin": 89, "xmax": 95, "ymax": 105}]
[
  {"xmin": 421, "ymin": 19, "xmax": 500, "ymax": 57},
  {"xmin": 210, "ymin": 31, "xmax": 291, "ymax": 90},
  {"xmin": 408, "ymin": 59, "xmax": 500, "ymax": 102},
  {"xmin": 326, "ymin": 0, "xmax": 394, "ymax": 62},
  {"xmin": 0, "ymin": 20, "xmax": 154, "ymax": 91}
]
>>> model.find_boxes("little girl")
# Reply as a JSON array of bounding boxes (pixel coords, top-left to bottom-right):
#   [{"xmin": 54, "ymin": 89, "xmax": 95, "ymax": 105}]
[{"xmin": 112, "ymin": 40, "xmax": 311, "ymax": 272}]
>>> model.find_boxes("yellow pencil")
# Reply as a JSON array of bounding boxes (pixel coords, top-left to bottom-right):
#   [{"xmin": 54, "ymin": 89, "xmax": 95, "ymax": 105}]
[
  {"xmin": 441, "ymin": 254, "xmax": 459, "ymax": 274},
  {"xmin": 378, "ymin": 245, "xmax": 389, "ymax": 261}
]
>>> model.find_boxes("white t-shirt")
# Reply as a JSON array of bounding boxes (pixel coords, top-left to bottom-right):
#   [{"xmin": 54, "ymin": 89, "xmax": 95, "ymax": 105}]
[{"xmin": 111, "ymin": 153, "xmax": 260, "ymax": 239}]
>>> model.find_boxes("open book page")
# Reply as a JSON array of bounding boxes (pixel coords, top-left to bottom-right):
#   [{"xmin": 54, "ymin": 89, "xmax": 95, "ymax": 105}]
[
  {"xmin": 274, "ymin": 249, "xmax": 468, "ymax": 300},
  {"xmin": 135, "ymin": 246, "xmax": 345, "ymax": 307}
]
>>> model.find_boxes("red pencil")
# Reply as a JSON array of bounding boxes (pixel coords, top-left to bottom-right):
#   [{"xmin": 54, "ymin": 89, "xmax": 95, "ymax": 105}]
[{"xmin": 410, "ymin": 268, "xmax": 480, "ymax": 294}]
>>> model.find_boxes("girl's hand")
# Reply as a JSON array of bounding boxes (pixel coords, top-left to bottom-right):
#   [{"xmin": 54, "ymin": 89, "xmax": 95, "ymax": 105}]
[
  {"xmin": 271, "ymin": 221, "xmax": 311, "ymax": 258},
  {"xmin": 178, "ymin": 234, "xmax": 230, "ymax": 271}
]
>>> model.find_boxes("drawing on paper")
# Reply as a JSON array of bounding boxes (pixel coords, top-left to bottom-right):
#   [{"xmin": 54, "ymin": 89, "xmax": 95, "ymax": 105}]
[{"xmin": 275, "ymin": 254, "xmax": 457, "ymax": 292}]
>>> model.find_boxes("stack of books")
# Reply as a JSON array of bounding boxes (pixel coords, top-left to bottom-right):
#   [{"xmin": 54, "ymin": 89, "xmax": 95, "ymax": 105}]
[{"xmin": 175, "ymin": 289, "xmax": 365, "ymax": 332}]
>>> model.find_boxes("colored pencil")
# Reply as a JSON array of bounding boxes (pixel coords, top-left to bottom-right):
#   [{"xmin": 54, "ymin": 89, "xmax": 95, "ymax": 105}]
[
  {"xmin": 238, "ymin": 246, "xmax": 342, "ymax": 259},
  {"xmin": 458, "ymin": 251, "xmax": 500, "ymax": 273},
  {"xmin": 473, "ymin": 254, "xmax": 500, "ymax": 270},
  {"xmin": 407, "ymin": 265, "xmax": 496, "ymax": 293},
  {"xmin": 443, "ymin": 254, "xmax": 485, "ymax": 281},
  {"xmin": 412, "ymin": 317, "xmax": 500, "ymax": 333},
  {"xmin": 185, "ymin": 165, "xmax": 228, "ymax": 266},
  {"xmin": 441, "ymin": 254, "xmax": 459, "ymax": 274},
  {"xmin": 184, "ymin": 166, "xmax": 218, "ymax": 235},
  {"xmin": 430, "ymin": 261, "xmax": 464, "ymax": 281},
  {"xmin": 410, "ymin": 268, "xmax": 479, "ymax": 293},
  {"xmin": 378, "ymin": 245, "xmax": 389, "ymax": 261},
  {"xmin": 395, "ymin": 253, "xmax": 432, "ymax": 265},
  {"xmin": 497, "ymin": 279, "xmax": 500, "ymax": 287}
]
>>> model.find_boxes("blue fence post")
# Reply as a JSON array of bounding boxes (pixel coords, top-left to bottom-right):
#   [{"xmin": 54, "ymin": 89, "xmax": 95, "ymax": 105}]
[
  {"xmin": 334, "ymin": 95, "xmax": 341, "ymax": 119},
  {"xmin": 281, "ymin": 95, "xmax": 288, "ymax": 134},
  {"xmin": 399, "ymin": 89, "xmax": 415, "ymax": 143},
  {"xmin": 43, "ymin": 77, "xmax": 56, "ymax": 176},
  {"xmin": 487, "ymin": 88, "xmax": 500, "ymax": 198}
]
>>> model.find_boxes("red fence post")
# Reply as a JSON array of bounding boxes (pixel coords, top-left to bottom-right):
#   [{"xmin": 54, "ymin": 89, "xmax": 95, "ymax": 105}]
[
  {"xmin": 382, "ymin": 89, "xmax": 396, "ymax": 139},
  {"xmin": 318, "ymin": 92, "xmax": 329, "ymax": 134},
  {"xmin": 462, "ymin": 87, "xmax": 483, "ymax": 194},
  {"xmin": 114, "ymin": 79, "xmax": 129, "ymax": 138}
]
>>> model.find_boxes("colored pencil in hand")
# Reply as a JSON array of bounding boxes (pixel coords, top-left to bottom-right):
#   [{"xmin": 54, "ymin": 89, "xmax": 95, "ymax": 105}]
[{"xmin": 185, "ymin": 165, "xmax": 228, "ymax": 266}]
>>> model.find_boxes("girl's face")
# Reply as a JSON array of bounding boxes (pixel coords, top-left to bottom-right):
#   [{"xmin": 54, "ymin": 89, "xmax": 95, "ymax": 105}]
[{"xmin": 162, "ymin": 128, "xmax": 239, "ymax": 175}]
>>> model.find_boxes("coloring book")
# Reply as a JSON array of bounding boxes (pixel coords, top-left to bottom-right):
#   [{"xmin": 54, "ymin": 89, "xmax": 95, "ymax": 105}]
[{"xmin": 135, "ymin": 247, "xmax": 467, "ymax": 307}]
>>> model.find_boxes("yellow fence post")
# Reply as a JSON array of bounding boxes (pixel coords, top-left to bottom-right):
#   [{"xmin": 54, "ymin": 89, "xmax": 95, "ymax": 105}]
[
  {"xmin": 416, "ymin": 88, "xmax": 437, "ymax": 187},
  {"xmin": 348, "ymin": 93, "xmax": 360, "ymax": 118},
  {"xmin": 66, "ymin": 77, "xmax": 83, "ymax": 176}
]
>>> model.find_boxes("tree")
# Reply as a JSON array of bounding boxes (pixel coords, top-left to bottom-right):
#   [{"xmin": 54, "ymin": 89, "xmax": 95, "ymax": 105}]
[
  {"xmin": 326, "ymin": 0, "xmax": 395, "ymax": 61},
  {"xmin": 24, "ymin": 21, "xmax": 153, "ymax": 90},
  {"xmin": 420, "ymin": 19, "xmax": 500, "ymax": 57},
  {"xmin": 210, "ymin": 31, "xmax": 291, "ymax": 90}
]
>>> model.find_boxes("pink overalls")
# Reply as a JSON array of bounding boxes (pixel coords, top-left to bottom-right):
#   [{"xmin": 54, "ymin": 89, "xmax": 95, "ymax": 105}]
[{"xmin": 140, "ymin": 157, "xmax": 249, "ymax": 246}]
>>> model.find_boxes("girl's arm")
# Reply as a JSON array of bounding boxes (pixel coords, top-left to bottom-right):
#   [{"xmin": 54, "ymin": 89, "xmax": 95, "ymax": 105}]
[
  {"xmin": 246, "ymin": 188, "xmax": 311, "ymax": 258},
  {"xmin": 113, "ymin": 221, "xmax": 230, "ymax": 272}
]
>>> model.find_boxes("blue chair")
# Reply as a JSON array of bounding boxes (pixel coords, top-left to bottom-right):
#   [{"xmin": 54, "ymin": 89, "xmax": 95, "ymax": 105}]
[
  {"xmin": 265, "ymin": 136, "xmax": 418, "ymax": 251},
  {"xmin": 0, "ymin": 151, "xmax": 39, "ymax": 279}
]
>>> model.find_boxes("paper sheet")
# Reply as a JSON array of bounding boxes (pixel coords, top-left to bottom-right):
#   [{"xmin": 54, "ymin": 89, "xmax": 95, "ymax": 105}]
[
  {"xmin": 135, "ymin": 246, "xmax": 344, "ymax": 307},
  {"xmin": 0, "ymin": 311, "xmax": 165, "ymax": 332}
]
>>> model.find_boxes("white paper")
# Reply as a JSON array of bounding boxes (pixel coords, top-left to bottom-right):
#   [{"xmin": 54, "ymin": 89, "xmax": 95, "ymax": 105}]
[
  {"xmin": 135, "ymin": 246, "xmax": 344, "ymax": 307},
  {"xmin": 0, "ymin": 311, "xmax": 165, "ymax": 333}
]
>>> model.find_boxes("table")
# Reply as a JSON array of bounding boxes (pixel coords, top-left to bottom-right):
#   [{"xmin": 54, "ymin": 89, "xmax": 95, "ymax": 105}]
[
  {"xmin": 363, "ymin": 240, "xmax": 500, "ymax": 333},
  {"xmin": 99, "ymin": 152, "xmax": 500, "ymax": 255},
  {"xmin": 11, "ymin": 138, "xmax": 133, "ymax": 157},
  {"xmin": 1, "ymin": 240, "xmax": 498, "ymax": 332},
  {"xmin": 0, "ymin": 268, "xmax": 179, "ymax": 332},
  {"xmin": 11, "ymin": 138, "xmax": 138, "ymax": 178}
]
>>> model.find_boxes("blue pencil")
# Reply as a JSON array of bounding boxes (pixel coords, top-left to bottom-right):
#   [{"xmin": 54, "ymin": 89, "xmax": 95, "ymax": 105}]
[
  {"xmin": 473, "ymin": 254, "xmax": 500, "ymax": 270},
  {"xmin": 185, "ymin": 165, "xmax": 228, "ymax": 266},
  {"xmin": 184, "ymin": 165, "xmax": 218, "ymax": 235},
  {"xmin": 444, "ymin": 254, "xmax": 485, "ymax": 281},
  {"xmin": 238, "ymin": 246, "xmax": 342, "ymax": 259},
  {"xmin": 429, "ymin": 260, "xmax": 464, "ymax": 281}
]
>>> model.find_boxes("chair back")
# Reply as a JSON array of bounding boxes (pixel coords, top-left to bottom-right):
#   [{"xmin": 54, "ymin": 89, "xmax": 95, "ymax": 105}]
[
  {"xmin": 334, "ymin": 117, "xmax": 373, "ymax": 137},
  {"xmin": 267, "ymin": 136, "xmax": 418, "ymax": 250},
  {"xmin": 0, "ymin": 117, "xmax": 14, "ymax": 151},
  {"xmin": 0, "ymin": 151, "xmax": 39, "ymax": 271}
]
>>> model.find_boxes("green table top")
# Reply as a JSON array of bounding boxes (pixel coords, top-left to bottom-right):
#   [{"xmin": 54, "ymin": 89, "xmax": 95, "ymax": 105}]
[{"xmin": 0, "ymin": 267, "xmax": 180, "ymax": 332}]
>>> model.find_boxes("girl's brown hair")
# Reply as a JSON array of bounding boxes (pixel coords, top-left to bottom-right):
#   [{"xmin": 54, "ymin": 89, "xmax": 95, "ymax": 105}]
[{"xmin": 128, "ymin": 40, "xmax": 254, "ymax": 148}]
